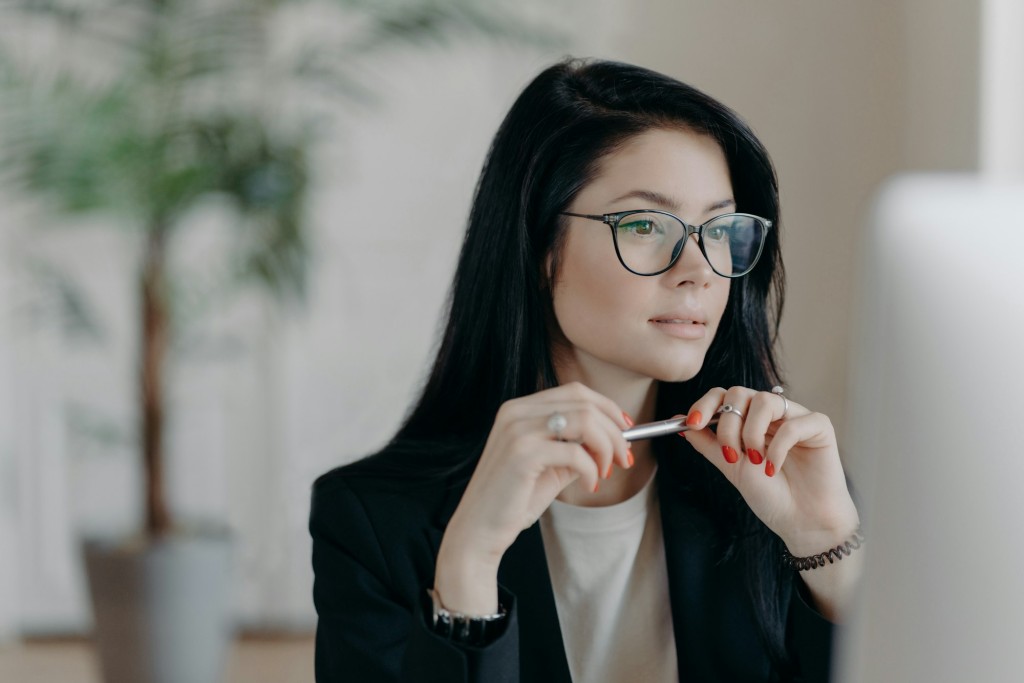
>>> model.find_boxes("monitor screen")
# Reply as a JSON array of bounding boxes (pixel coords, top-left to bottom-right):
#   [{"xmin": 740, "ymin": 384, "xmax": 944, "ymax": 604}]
[{"xmin": 836, "ymin": 174, "xmax": 1024, "ymax": 682}]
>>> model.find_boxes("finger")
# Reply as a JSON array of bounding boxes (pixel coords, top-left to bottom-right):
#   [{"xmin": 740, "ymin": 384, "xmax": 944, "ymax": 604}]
[
  {"xmin": 507, "ymin": 382, "xmax": 631, "ymax": 469},
  {"xmin": 682, "ymin": 387, "xmax": 728, "ymax": 430},
  {"xmin": 742, "ymin": 390, "xmax": 781, "ymax": 466},
  {"xmin": 541, "ymin": 381, "xmax": 630, "ymax": 430},
  {"xmin": 528, "ymin": 397, "xmax": 631, "ymax": 472},
  {"xmin": 765, "ymin": 391, "xmax": 809, "ymax": 425},
  {"xmin": 764, "ymin": 412, "xmax": 834, "ymax": 474},
  {"xmin": 757, "ymin": 395, "xmax": 812, "ymax": 476},
  {"xmin": 537, "ymin": 406, "xmax": 619, "ymax": 479},
  {"xmin": 712, "ymin": 386, "xmax": 756, "ymax": 466},
  {"xmin": 545, "ymin": 440, "xmax": 602, "ymax": 493},
  {"xmin": 571, "ymin": 401, "xmax": 632, "ymax": 473}
]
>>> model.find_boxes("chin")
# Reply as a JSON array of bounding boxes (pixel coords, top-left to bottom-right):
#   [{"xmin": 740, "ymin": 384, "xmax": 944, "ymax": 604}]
[
  {"xmin": 655, "ymin": 368, "xmax": 703, "ymax": 383},
  {"xmin": 655, "ymin": 350, "xmax": 712, "ymax": 381},
  {"xmin": 633, "ymin": 359, "xmax": 706, "ymax": 384}
]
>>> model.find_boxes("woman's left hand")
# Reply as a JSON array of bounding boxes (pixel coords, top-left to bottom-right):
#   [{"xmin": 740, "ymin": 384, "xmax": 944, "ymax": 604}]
[{"xmin": 678, "ymin": 386, "xmax": 859, "ymax": 557}]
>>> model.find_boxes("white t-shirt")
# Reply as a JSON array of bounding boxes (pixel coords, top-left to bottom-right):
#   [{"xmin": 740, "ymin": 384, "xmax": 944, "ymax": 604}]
[{"xmin": 539, "ymin": 469, "xmax": 678, "ymax": 683}]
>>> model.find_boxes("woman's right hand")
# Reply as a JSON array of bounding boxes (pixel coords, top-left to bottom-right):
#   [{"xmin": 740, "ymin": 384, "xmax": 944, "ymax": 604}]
[{"xmin": 433, "ymin": 382, "xmax": 633, "ymax": 614}]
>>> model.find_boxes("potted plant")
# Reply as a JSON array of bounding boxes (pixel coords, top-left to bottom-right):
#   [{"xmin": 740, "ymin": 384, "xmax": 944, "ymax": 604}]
[{"xmin": 0, "ymin": 1, "xmax": 541, "ymax": 681}]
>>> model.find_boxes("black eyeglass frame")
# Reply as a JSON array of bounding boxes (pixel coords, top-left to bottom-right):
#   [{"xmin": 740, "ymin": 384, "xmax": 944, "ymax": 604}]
[{"xmin": 560, "ymin": 209, "xmax": 774, "ymax": 278}]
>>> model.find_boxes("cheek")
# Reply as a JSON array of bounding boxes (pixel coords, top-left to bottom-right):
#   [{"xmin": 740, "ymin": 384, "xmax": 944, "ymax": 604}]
[
  {"xmin": 551, "ymin": 244, "xmax": 645, "ymax": 346},
  {"xmin": 710, "ymin": 281, "xmax": 731, "ymax": 325}
]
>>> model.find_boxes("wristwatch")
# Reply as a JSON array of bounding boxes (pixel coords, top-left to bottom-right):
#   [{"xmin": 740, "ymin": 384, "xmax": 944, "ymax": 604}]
[{"xmin": 426, "ymin": 588, "xmax": 508, "ymax": 646}]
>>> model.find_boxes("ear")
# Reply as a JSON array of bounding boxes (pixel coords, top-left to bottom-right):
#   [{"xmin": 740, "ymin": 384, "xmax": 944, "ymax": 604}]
[{"xmin": 544, "ymin": 251, "xmax": 555, "ymax": 284}]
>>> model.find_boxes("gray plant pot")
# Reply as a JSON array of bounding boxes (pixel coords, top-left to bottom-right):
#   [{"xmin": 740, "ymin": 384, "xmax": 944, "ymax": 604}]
[{"xmin": 83, "ymin": 533, "xmax": 234, "ymax": 683}]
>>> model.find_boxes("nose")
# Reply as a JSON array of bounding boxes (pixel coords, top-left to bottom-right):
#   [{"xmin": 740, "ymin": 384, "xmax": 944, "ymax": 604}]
[{"xmin": 666, "ymin": 234, "xmax": 715, "ymax": 287}]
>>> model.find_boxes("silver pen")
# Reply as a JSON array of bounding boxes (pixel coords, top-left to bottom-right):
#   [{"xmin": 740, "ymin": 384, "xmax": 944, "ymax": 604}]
[{"xmin": 622, "ymin": 416, "xmax": 721, "ymax": 442}]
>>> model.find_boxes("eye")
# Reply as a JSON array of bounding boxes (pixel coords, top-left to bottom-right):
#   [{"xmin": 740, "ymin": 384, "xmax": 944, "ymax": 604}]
[
  {"xmin": 619, "ymin": 218, "xmax": 661, "ymax": 237},
  {"xmin": 704, "ymin": 224, "xmax": 728, "ymax": 242}
]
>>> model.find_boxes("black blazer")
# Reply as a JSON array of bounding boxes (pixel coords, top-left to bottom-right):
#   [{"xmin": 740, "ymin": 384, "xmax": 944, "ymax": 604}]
[{"xmin": 310, "ymin": 451, "xmax": 834, "ymax": 682}]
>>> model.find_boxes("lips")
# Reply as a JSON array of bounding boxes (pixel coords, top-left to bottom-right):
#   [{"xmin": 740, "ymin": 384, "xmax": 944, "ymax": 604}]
[
  {"xmin": 649, "ymin": 316, "xmax": 708, "ymax": 340},
  {"xmin": 649, "ymin": 308, "xmax": 709, "ymax": 342},
  {"xmin": 649, "ymin": 311, "xmax": 707, "ymax": 325}
]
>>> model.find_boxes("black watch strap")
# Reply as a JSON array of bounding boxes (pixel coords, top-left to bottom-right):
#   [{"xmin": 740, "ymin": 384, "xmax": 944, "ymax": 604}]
[{"xmin": 426, "ymin": 588, "xmax": 508, "ymax": 647}]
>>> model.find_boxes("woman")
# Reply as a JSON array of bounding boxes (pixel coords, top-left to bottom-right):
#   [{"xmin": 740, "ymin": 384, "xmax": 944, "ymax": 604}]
[{"xmin": 310, "ymin": 58, "xmax": 861, "ymax": 683}]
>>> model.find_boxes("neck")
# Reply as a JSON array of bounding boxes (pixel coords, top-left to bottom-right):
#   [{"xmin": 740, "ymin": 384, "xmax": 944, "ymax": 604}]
[
  {"xmin": 553, "ymin": 348, "xmax": 660, "ymax": 507},
  {"xmin": 554, "ymin": 346, "xmax": 659, "ymax": 422}
]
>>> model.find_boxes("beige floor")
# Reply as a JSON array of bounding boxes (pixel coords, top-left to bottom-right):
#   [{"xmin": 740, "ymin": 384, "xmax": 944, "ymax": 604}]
[{"xmin": 0, "ymin": 635, "xmax": 315, "ymax": 683}]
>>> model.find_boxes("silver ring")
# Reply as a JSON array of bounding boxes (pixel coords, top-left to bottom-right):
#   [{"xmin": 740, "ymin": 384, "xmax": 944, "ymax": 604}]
[
  {"xmin": 547, "ymin": 411, "xmax": 568, "ymax": 440},
  {"xmin": 771, "ymin": 386, "xmax": 789, "ymax": 419},
  {"xmin": 715, "ymin": 404, "xmax": 744, "ymax": 419}
]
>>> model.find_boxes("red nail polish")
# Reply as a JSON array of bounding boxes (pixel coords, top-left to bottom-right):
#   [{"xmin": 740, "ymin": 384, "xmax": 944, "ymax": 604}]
[
  {"xmin": 686, "ymin": 411, "xmax": 702, "ymax": 428},
  {"xmin": 722, "ymin": 446, "xmax": 739, "ymax": 464},
  {"xmin": 765, "ymin": 460, "xmax": 775, "ymax": 477},
  {"xmin": 593, "ymin": 481, "xmax": 600, "ymax": 493},
  {"xmin": 622, "ymin": 411, "xmax": 635, "ymax": 428},
  {"xmin": 747, "ymin": 448, "xmax": 763, "ymax": 465},
  {"xmin": 604, "ymin": 465, "xmax": 612, "ymax": 479},
  {"xmin": 627, "ymin": 450, "xmax": 635, "ymax": 467}
]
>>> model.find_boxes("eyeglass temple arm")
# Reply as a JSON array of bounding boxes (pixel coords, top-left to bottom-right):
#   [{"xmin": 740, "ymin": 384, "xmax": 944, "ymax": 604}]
[{"xmin": 561, "ymin": 211, "xmax": 609, "ymax": 222}]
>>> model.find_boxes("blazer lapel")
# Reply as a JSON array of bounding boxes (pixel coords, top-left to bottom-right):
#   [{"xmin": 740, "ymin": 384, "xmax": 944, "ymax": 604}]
[
  {"xmin": 657, "ymin": 461, "xmax": 774, "ymax": 682},
  {"xmin": 498, "ymin": 522, "xmax": 573, "ymax": 683},
  {"xmin": 658, "ymin": 466, "xmax": 723, "ymax": 681}
]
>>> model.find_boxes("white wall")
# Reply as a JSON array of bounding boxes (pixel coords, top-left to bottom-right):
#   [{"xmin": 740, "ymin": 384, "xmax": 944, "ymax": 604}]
[
  {"xmin": 980, "ymin": 0, "xmax": 1024, "ymax": 177},
  {"xmin": 903, "ymin": 0, "xmax": 982, "ymax": 171}
]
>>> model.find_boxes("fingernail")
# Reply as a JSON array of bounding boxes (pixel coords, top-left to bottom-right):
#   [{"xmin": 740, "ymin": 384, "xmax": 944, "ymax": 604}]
[
  {"xmin": 722, "ymin": 446, "xmax": 739, "ymax": 464},
  {"xmin": 677, "ymin": 431, "xmax": 687, "ymax": 438},
  {"xmin": 747, "ymin": 448, "xmax": 763, "ymax": 465},
  {"xmin": 622, "ymin": 411, "xmax": 635, "ymax": 427},
  {"xmin": 685, "ymin": 411, "xmax": 702, "ymax": 428},
  {"xmin": 765, "ymin": 460, "xmax": 775, "ymax": 477},
  {"xmin": 627, "ymin": 450, "xmax": 635, "ymax": 467},
  {"xmin": 593, "ymin": 481, "xmax": 600, "ymax": 493},
  {"xmin": 604, "ymin": 465, "xmax": 612, "ymax": 479}
]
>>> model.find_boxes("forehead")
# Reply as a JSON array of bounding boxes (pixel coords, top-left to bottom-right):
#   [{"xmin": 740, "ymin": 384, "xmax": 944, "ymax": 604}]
[{"xmin": 580, "ymin": 127, "xmax": 733, "ymax": 215}]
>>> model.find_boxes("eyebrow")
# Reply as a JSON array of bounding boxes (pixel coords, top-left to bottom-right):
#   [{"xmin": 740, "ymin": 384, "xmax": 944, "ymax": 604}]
[{"xmin": 609, "ymin": 189, "xmax": 736, "ymax": 215}]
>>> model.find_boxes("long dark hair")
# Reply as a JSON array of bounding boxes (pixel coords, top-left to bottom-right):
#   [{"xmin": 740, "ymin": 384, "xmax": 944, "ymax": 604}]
[{"xmin": 349, "ymin": 58, "xmax": 790, "ymax": 666}]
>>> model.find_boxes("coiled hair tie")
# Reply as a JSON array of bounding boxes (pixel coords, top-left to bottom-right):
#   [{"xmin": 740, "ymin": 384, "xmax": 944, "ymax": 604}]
[{"xmin": 782, "ymin": 528, "xmax": 864, "ymax": 571}]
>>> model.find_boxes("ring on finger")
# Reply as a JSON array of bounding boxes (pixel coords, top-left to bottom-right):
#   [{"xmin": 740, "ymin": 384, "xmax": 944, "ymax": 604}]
[
  {"xmin": 716, "ymin": 403, "xmax": 744, "ymax": 419},
  {"xmin": 547, "ymin": 411, "xmax": 568, "ymax": 441},
  {"xmin": 771, "ymin": 385, "xmax": 789, "ymax": 419}
]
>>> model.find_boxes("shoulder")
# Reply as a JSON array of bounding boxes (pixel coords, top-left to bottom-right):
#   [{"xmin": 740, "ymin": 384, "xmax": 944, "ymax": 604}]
[
  {"xmin": 310, "ymin": 450, "xmax": 470, "ymax": 593},
  {"xmin": 312, "ymin": 451, "xmax": 467, "ymax": 525}
]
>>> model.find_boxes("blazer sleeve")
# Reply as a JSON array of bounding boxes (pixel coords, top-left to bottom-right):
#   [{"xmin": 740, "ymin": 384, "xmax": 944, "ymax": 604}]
[
  {"xmin": 785, "ymin": 577, "xmax": 835, "ymax": 683},
  {"xmin": 310, "ymin": 476, "xmax": 521, "ymax": 683}
]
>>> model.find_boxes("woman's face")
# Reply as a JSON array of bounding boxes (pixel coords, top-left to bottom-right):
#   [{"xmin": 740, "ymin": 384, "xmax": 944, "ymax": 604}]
[{"xmin": 550, "ymin": 127, "xmax": 734, "ymax": 383}]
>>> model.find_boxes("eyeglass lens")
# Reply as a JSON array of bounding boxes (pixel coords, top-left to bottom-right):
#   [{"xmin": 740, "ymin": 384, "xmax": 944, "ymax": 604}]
[{"xmin": 614, "ymin": 212, "xmax": 766, "ymax": 276}]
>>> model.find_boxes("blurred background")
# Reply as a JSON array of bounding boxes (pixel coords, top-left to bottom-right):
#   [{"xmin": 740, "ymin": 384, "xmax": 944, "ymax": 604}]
[{"xmin": 0, "ymin": 0, "xmax": 1013, "ymax": 680}]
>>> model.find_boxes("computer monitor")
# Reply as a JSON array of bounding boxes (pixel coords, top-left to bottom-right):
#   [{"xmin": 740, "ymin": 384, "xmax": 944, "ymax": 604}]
[{"xmin": 836, "ymin": 174, "xmax": 1024, "ymax": 682}]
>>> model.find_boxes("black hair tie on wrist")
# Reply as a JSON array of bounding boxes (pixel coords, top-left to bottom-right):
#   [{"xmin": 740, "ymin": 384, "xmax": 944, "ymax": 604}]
[{"xmin": 782, "ymin": 528, "xmax": 864, "ymax": 571}]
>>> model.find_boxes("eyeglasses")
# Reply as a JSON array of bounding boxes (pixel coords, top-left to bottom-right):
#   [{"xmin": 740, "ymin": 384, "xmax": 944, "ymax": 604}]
[{"xmin": 560, "ymin": 209, "xmax": 773, "ymax": 278}]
